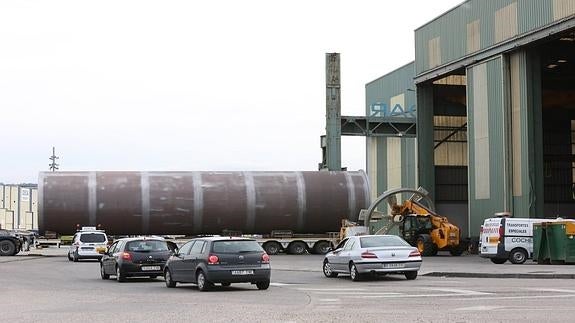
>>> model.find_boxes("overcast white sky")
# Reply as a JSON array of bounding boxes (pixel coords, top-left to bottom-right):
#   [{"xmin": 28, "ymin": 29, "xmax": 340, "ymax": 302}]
[{"xmin": 1, "ymin": 0, "xmax": 462, "ymax": 184}]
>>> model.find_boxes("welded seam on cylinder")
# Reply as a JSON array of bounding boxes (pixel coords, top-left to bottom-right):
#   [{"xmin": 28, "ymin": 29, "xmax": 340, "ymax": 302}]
[
  {"xmin": 344, "ymin": 172, "xmax": 356, "ymax": 220},
  {"xmin": 361, "ymin": 171, "xmax": 371, "ymax": 207},
  {"xmin": 192, "ymin": 172, "xmax": 203, "ymax": 233},
  {"xmin": 38, "ymin": 173, "xmax": 44, "ymax": 233},
  {"xmin": 141, "ymin": 172, "xmax": 150, "ymax": 234},
  {"xmin": 88, "ymin": 172, "xmax": 97, "ymax": 226},
  {"xmin": 295, "ymin": 172, "xmax": 306, "ymax": 232},
  {"xmin": 244, "ymin": 171, "xmax": 256, "ymax": 232}
]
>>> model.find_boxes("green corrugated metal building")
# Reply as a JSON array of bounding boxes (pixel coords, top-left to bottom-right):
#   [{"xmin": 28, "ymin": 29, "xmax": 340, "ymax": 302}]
[{"xmin": 367, "ymin": 0, "xmax": 575, "ymax": 238}]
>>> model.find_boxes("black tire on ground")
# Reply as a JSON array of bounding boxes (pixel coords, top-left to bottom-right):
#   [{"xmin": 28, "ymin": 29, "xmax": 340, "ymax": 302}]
[
  {"xmin": 405, "ymin": 271, "xmax": 418, "ymax": 280},
  {"xmin": 164, "ymin": 269, "xmax": 176, "ymax": 288},
  {"xmin": 0, "ymin": 240, "xmax": 16, "ymax": 256},
  {"xmin": 67, "ymin": 253, "xmax": 73, "ymax": 261},
  {"xmin": 322, "ymin": 259, "xmax": 338, "ymax": 278},
  {"xmin": 256, "ymin": 280, "xmax": 270, "ymax": 290},
  {"xmin": 312, "ymin": 241, "xmax": 332, "ymax": 255},
  {"xmin": 100, "ymin": 265, "xmax": 110, "ymax": 280},
  {"xmin": 416, "ymin": 234, "xmax": 437, "ymax": 257},
  {"xmin": 262, "ymin": 241, "xmax": 282, "ymax": 255},
  {"xmin": 449, "ymin": 242, "xmax": 467, "ymax": 256},
  {"xmin": 221, "ymin": 282, "xmax": 231, "ymax": 287},
  {"xmin": 287, "ymin": 241, "xmax": 307, "ymax": 255},
  {"xmin": 116, "ymin": 266, "xmax": 126, "ymax": 282},
  {"xmin": 196, "ymin": 270, "xmax": 212, "ymax": 291},
  {"xmin": 490, "ymin": 257, "xmax": 507, "ymax": 264},
  {"xmin": 508, "ymin": 248, "xmax": 528, "ymax": 264},
  {"xmin": 349, "ymin": 263, "xmax": 362, "ymax": 282}
]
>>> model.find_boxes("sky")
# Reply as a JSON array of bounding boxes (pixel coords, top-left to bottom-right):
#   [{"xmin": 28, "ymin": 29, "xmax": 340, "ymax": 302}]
[{"xmin": 1, "ymin": 0, "xmax": 462, "ymax": 184}]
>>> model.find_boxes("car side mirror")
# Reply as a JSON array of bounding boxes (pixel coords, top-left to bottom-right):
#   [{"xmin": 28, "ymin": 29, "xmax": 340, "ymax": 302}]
[{"xmin": 327, "ymin": 247, "xmax": 334, "ymax": 252}]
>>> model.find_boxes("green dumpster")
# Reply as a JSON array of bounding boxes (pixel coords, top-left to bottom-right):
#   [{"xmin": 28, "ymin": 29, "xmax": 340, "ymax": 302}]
[
  {"xmin": 533, "ymin": 223, "xmax": 550, "ymax": 264},
  {"xmin": 546, "ymin": 223, "xmax": 566, "ymax": 264},
  {"xmin": 535, "ymin": 221, "xmax": 575, "ymax": 265}
]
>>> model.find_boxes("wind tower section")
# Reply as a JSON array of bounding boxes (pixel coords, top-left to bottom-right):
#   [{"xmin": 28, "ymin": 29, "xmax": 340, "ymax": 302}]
[{"xmin": 324, "ymin": 53, "xmax": 342, "ymax": 171}]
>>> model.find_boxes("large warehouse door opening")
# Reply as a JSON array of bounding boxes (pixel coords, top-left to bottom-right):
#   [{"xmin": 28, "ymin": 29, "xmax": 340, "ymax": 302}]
[
  {"xmin": 432, "ymin": 71, "xmax": 468, "ymax": 235},
  {"xmin": 540, "ymin": 30, "xmax": 575, "ymax": 218}
]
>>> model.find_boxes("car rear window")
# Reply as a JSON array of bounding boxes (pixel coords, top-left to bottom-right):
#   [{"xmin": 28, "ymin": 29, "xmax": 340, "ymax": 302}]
[
  {"xmin": 360, "ymin": 236, "xmax": 410, "ymax": 248},
  {"xmin": 79, "ymin": 233, "xmax": 107, "ymax": 243},
  {"xmin": 126, "ymin": 240, "xmax": 169, "ymax": 252},
  {"xmin": 212, "ymin": 240, "xmax": 262, "ymax": 253}
]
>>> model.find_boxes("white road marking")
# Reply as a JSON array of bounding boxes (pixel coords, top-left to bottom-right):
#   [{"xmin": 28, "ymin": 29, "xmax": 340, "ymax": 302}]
[
  {"xmin": 313, "ymin": 292, "xmax": 402, "ymax": 296},
  {"xmin": 297, "ymin": 288, "xmax": 366, "ymax": 291},
  {"xmin": 456, "ymin": 294, "xmax": 575, "ymax": 301},
  {"xmin": 423, "ymin": 288, "xmax": 492, "ymax": 296},
  {"xmin": 453, "ymin": 305, "xmax": 506, "ymax": 311},
  {"xmin": 318, "ymin": 299, "xmax": 340, "ymax": 302},
  {"xmin": 525, "ymin": 288, "xmax": 575, "ymax": 294},
  {"xmin": 349, "ymin": 293, "xmax": 475, "ymax": 299},
  {"xmin": 270, "ymin": 283, "xmax": 292, "ymax": 286}
]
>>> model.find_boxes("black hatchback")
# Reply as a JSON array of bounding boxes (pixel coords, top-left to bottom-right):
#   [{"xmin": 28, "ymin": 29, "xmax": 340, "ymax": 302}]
[
  {"xmin": 100, "ymin": 237, "xmax": 176, "ymax": 282},
  {"xmin": 163, "ymin": 237, "xmax": 271, "ymax": 291}
]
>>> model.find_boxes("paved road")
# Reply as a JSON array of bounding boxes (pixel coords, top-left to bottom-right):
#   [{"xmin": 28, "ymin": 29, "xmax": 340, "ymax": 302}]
[{"xmin": 1, "ymin": 256, "xmax": 575, "ymax": 322}]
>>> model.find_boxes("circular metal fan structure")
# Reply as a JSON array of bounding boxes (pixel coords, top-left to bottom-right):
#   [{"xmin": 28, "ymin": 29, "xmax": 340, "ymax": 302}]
[{"xmin": 363, "ymin": 187, "xmax": 435, "ymax": 235}]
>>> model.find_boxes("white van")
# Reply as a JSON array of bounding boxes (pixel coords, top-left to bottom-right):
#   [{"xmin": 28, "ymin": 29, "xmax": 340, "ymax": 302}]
[{"xmin": 479, "ymin": 217, "xmax": 553, "ymax": 264}]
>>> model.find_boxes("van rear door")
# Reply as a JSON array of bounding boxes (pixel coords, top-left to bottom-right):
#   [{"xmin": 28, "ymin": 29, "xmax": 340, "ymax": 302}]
[{"xmin": 480, "ymin": 218, "xmax": 503, "ymax": 257}]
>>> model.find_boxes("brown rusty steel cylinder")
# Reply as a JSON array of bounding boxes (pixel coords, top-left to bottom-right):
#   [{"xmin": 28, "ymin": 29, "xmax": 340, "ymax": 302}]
[{"xmin": 38, "ymin": 171, "xmax": 370, "ymax": 235}]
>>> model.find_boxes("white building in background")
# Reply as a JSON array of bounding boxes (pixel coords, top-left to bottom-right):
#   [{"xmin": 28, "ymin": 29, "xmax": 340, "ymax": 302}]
[{"xmin": 0, "ymin": 184, "xmax": 38, "ymax": 231}]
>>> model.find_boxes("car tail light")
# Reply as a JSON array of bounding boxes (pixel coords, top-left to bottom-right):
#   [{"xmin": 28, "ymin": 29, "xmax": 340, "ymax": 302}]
[
  {"xmin": 479, "ymin": 226, "xmax": 483, "ymax": 234},
  {"xmin": 261, "ymin": 253, "xmax": 270, "ymax": 263},
  {"xmin": 208, "ymin": 254, "xmax": 219, "ymax": 265},
  {"xmin": 121, "ymin": 252, "xmax": 132, "ymax": 261},
  {"xmin": 498, "ymin": 226, "xmax": 504, "ymax": 242},
  {"xmin": 361, "ymin": 251, "xmax": 378, "ymax": 258},
  {"xmin": 409, "ymin": 250, "xmax": 421, "ymax": 257}
]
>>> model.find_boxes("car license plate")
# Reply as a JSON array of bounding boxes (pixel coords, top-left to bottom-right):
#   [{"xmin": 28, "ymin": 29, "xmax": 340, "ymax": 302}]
[
  {"xmin": 141, "ymin": 266, "xmax": 160, "ymax": 271},
  {"xmin": 231, "ymin": 270, "xmax": 254, "ymax": 275},
  {"xmin": 383, "ymin": 263, "xmax": 404, "ymax": 269}
]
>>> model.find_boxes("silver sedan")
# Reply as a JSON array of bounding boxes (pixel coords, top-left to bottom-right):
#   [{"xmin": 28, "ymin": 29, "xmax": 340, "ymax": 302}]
[{"xmin": 322, "ymin": 235, "xmax": 422, "ymax": 281}]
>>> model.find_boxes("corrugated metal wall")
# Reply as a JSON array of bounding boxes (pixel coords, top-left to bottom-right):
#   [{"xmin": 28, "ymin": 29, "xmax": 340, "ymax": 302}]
[
  {"xmin": 415, "ymin": 0, "xmax": 564, "ymax": 76},
  {"xmin": 467, "ymin": 57, "xmax": 510, "ymax": 235},
  {"xmin": 0, "ymin": 184, "xmax": 38, "ymax": 230},
  {"xmin": 365, "ymin": 63, "xmax": 417, "ymax": 197}
]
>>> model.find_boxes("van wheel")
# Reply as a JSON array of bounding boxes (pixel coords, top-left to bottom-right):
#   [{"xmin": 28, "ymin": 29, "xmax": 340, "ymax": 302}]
[
  {"xmin": 490, "ymin": 257, "xmax": 507, "ymax": 264},
  {"xmin": 509, "ymin": 248, "xmax": 527, "ymax": 264}
]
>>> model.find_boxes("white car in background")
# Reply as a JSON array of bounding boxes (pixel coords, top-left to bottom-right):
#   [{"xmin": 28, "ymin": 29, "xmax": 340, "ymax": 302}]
[
  {"xmin": 68, "ymin": 227, "xmax": 108, "ymax": 262},
  {"xmin": 322, "ymin": 235, "xmax": 422, "ymax": 281}
]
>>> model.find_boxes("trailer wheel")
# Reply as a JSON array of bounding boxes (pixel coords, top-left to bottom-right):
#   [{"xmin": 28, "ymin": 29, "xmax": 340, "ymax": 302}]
[
  {"xmin": 0, "ymin": 240, "xmax": 16, "ymax": 256},
  {"xmin": 263, "ymin": 241, "xmax": 282, "ymax": 255},
  {"xmin": 287, "ymin": 241, "xmax": 307, "ymax": 255},
  {"xmin": 312, "ymin": 241, "xmax": 331, "ymax": 255}
]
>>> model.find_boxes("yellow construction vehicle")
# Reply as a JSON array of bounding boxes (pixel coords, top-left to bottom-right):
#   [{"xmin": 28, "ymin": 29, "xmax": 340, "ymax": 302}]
[{"xmin": 361, "ymin": 187, "xmax": 466, "ymax": 256}]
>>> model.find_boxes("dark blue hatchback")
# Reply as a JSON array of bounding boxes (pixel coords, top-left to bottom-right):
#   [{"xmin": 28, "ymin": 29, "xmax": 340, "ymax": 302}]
[{"xmin": 164, "ymin": 237, "xmax": 271, "ymax": 291}]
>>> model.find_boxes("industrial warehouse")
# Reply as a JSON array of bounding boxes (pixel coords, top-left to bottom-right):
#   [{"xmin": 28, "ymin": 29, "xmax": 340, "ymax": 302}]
[{"xmin": 359, "ymin": 0, "xmax": 575, "ymax": 238}]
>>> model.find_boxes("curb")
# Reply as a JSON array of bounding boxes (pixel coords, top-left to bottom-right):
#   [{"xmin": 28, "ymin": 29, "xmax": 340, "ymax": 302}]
[{"xmin": 423, "ymin": 272, "xmax": 575, "ymax": 279}]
